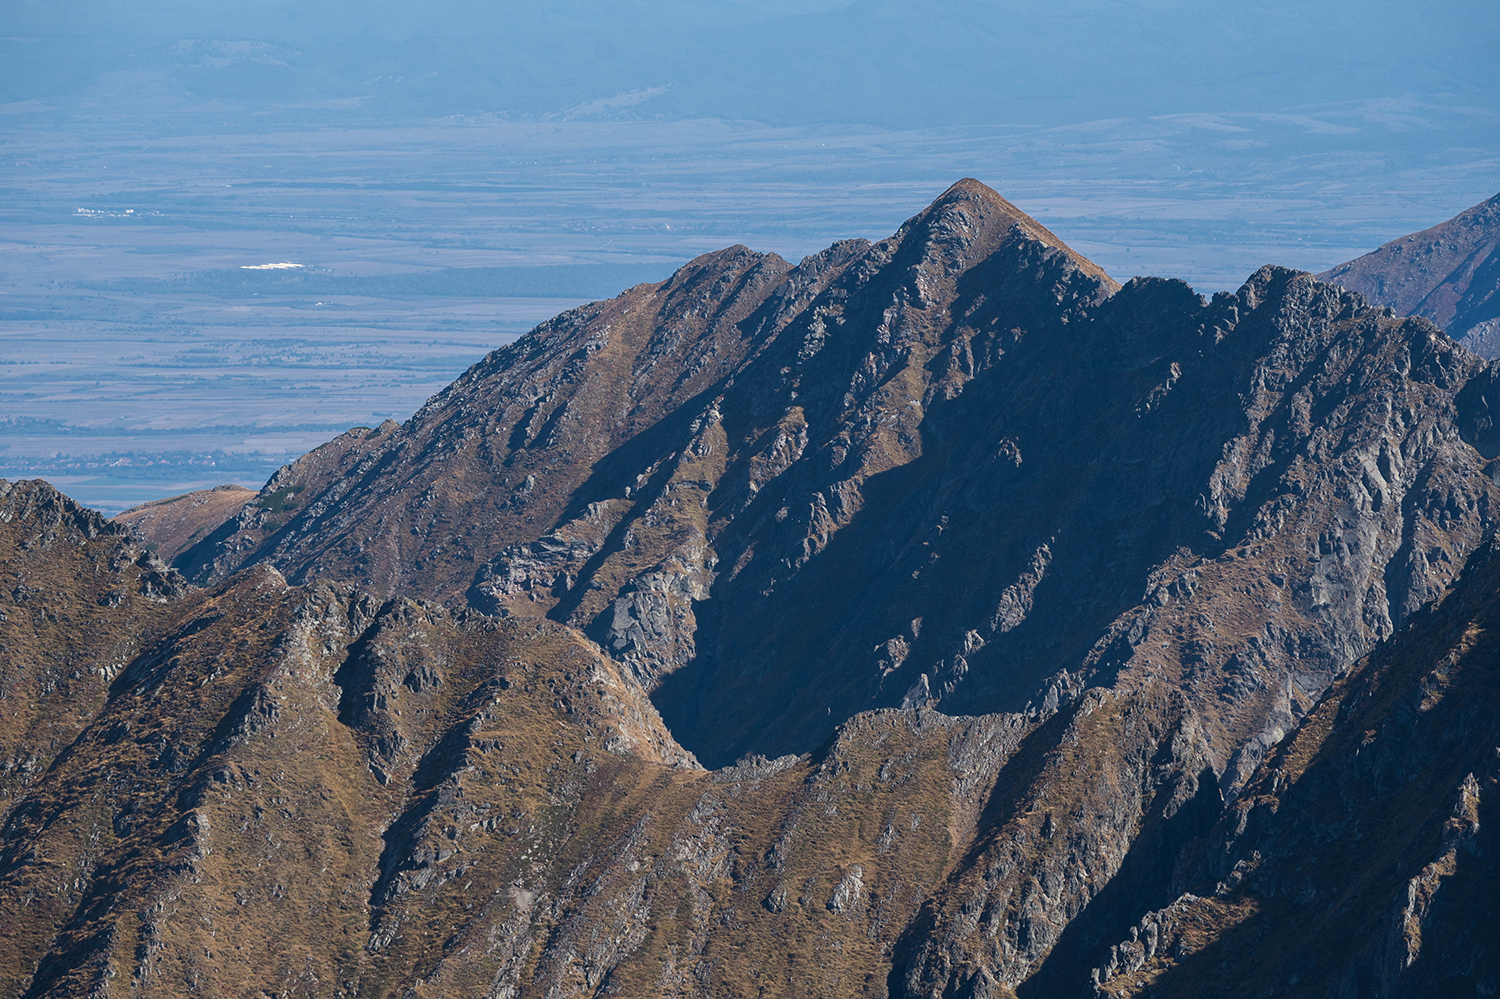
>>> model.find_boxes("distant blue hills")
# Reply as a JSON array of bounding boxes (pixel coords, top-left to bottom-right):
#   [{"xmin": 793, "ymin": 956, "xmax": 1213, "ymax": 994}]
[{"xmin": 4, "ymin": 1, "xmax": 1494, "ymax": 128}]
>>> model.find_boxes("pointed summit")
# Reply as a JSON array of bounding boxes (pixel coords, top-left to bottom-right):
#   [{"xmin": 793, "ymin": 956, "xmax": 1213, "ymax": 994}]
[{"xmin": 909, "ymin": 177, "xmax": 1120, "ymax": 292}]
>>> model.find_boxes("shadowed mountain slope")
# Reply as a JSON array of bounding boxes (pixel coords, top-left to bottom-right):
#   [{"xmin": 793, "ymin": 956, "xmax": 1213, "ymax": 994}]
[
  {"xmin": 1320, "ymin": 193, "xmax": 1500, "ymax": 357},
  {"xmin": 0, "ymin": 481, "xmax": 1053, "ymax": 999},
  {"xmin": 5, "ymin": 462, "xmax": 1500, "ymax": 997}
]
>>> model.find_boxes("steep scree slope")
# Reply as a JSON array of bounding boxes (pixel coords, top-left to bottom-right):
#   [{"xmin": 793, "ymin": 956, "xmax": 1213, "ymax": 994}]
[{"xmin": 1320, "ymin": 193, "xmax": 1500, "ymax": 356}]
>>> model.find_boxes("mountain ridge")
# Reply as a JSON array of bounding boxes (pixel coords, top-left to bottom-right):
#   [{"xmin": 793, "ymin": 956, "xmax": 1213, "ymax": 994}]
[
  {"xmin": 113, "ymin": 485, "xmax": 255, "ymax": 563},
  {"xmin": 9, "ymin": 178, "xmax": 1500, "ymax": 997},
  {"xmin": 173, "ymin": 181, "xmax": 1500, "ymax": 782}
]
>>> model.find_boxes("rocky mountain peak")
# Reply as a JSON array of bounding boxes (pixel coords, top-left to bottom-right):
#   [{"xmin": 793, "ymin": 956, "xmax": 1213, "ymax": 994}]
[
  {"xmin": 1, "ymin": 477, "xmax": 126, "ymax": 544},
  {"xmin": 172, "ymin": 182, "xmax": 1118, "ymax": 625},
  {"xmin": 904, "ymin": 177, "xmax": 1121, "ymax": 292},
  {"xmin": 160, "ymin": 179, "xmax": 1499, "ymax": 787},
  {"xmin": 0, "ymin": 478, "xmax": 188, "ymax": 815}
]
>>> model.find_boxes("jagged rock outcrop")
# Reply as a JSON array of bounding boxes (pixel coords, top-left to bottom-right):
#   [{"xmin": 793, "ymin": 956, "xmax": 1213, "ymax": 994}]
[
  {"xmin": 0, "ymin": 553, "xmax": 702, "ymax": 996},
  {"xmin": 1320, "ymin": 192, "xmax": 1500, "ymax": 356}
]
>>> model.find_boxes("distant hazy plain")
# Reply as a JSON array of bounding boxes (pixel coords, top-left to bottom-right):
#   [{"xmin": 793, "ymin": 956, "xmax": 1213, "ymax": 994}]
[{"xmin": 2, "ymin": 1, "xmax": 1496, "ymax": 511}]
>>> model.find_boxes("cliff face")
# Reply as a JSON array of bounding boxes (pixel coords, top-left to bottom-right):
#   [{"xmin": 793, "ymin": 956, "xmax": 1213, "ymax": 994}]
[
  {"xmin": 1319, "ymin": 193, "xmax": 1500, "ymax": 356},
  {"xmin": 7, "ymin": 180, "xmax": 1500, "ymax": 997}
]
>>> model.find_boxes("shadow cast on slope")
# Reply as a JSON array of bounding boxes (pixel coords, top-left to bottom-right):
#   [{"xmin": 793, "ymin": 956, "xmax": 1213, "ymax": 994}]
[{"xmin": 654, "ymin": 276, "xmax": 1234, "ymax": 766}]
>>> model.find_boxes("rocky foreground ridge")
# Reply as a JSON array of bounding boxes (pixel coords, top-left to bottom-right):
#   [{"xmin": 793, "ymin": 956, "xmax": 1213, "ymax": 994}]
[{"xmin": 3, "ymin": 179, "xmax": 1498, "ymax": 997}]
